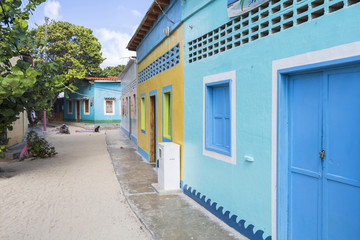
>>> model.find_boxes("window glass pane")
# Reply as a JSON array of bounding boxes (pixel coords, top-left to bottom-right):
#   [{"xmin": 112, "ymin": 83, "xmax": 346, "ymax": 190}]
[
  {"xmin": 141, "ymin": 97, "xmax": 145, "ymax": 130},
  {"xmin": 68, "ymin": 101, "xmax": 72, "ymax": 113},
  {"xmin": 85, "ymin": 100, "xmax": 89, "ymax": 113},
  {"xmin": 106, "ymin": 100, "xmax": 113, "ymax": 113},
  {"xmin": 163, "ymin": 92, "xmax": 171, "ymax": 139}
]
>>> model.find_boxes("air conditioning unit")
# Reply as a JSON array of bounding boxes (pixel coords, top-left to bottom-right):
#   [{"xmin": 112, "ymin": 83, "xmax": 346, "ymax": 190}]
[{"xmin": 158, "ymin": 142, "xmax": 180, "ymax": 190}]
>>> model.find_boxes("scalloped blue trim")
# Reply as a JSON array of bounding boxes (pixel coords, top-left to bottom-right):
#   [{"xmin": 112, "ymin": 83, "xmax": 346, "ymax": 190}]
[{"xmin": 183, "ymin": 184, "xmax": 272, "ymax": 240}]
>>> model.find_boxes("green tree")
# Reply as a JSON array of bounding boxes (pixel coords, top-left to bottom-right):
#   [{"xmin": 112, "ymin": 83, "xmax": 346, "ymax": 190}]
[
  {"xmin": 29, "ymin": 21, "xmax": 105, "ymax": 91},
  {"xmin": 100, "ymin": 64, "xmax": 125, "ymax": 77},
  {"xmin": 1, "ymin": 0, "xmax": 44, "ymax": 148},
  {"xmin": 0, "ymin": 0, "xmax": 63, "ymax": 156}
]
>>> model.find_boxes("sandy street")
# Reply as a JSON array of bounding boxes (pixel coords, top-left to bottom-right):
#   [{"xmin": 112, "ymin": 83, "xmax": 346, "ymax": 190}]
[{"xmin": 0, "ymin": 126, "xmax": 150, "ymax": 240}]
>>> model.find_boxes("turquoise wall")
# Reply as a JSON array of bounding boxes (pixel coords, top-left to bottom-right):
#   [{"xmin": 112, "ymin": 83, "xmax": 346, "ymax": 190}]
[
  {"xmin": 64, "ymin": 81, "xmax": 121, "ymax": 122},
  {"xmin": 94, "ymin": 82, "xmax": 121, "ymax": 121},
  {"xmin": 64, "ymin": 80, "xmax": 95, "ymax": 121},
  {"xmin": 182, "ymin": 0, "xmax": 360, "ymax": 238},
  {"xmin": 136, "ymin": 0, "xmax": 182, "ymax": 62}
]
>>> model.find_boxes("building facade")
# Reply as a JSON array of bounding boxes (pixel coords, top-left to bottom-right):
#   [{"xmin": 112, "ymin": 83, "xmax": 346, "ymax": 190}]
[
  {"xmin": 181, "ymin": 0, "xmax": 360, "ymax": 240},
  {"xmin": 120, "ymin": 58, "xmax": 138, "ymax": 144},
  {"xmin": 64, "ymin": 77, "xmax": 121, "ymax": 123},
  {"xmin": 127, "ymin": 0, "xmax": 185, "ymax": 181}
]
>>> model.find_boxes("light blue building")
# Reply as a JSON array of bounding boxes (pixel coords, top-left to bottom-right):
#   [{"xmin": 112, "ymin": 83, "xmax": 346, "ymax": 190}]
[
  {"xmin": 182, "ymin": 0, "xmax": 360, "ymax": 240},
  {"xmin": 64, "ymin": 77, "xmax": 122, "ymax": 123}
]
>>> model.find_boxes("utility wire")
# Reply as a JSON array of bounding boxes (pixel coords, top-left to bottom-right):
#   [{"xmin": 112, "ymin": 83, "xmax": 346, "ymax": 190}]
[
  {"xmin": 62, "ymin": 83, "xmax": 92, "ymax": 98},
  {"xmin": 92, "ymin": 86, "xmax": 122, "ymax": 93},
  {"xmin": 62, "ymin": 83, "xmax": 122, "ymax": 100},
  {"xmin": 154, "ymin": 0, "xmax": 175, "ymax": 24}
]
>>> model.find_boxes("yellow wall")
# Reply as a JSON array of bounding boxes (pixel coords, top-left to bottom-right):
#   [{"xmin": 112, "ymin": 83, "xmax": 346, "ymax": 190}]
[
  {"xmin": 7, "ymin": 111, "xmax": 29, "ymax": 147},
  {"xmin": 137, "ymin": 24, "xmax": 184, "ymax": 180}
]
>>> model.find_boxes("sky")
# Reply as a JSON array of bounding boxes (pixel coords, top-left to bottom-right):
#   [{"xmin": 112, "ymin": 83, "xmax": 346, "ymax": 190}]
[{"xmin": 27, "ymin": 0, "xmax": 153, "ymax": 68}]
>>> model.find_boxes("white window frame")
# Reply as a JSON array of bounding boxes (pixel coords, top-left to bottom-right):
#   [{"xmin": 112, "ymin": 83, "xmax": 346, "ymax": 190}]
[
  {"xmin": 104, "ymin": 99, "xmax": 115, "ymax": 115},
  {"xmin": 203, "ymin": 70, "xmax": 236, "ymax": 165},
  {"xmin": 84, "ymin": 99, "xmax": 90, "ymax": 115},
  {"xmin": 68, "ymin": 100, "xmax": 73, "ymax": 114}
]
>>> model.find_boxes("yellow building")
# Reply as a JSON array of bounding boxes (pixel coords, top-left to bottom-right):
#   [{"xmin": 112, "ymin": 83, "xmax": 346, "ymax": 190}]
[{"xmin": 127, "ymin": 0, "xmax": 184, "ymax": 184}]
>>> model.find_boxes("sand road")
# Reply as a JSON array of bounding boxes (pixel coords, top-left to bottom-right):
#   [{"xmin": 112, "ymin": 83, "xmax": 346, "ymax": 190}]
[{"xmin": 0, "ymin": 126, "xmax": 150, "ymax": 240}]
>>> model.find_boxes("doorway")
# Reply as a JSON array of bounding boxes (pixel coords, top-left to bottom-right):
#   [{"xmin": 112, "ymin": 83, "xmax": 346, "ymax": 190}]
[
  {"xmin": 278, "ymin": 65, "xmax": 360, "ymax": 240},
  {"xmin": 149, "ymin": 95, "xmax": 156, "ymax": 163},
  {"xmin": 76, "ymin": 100, "xmax": 80, "ymax": 122}
]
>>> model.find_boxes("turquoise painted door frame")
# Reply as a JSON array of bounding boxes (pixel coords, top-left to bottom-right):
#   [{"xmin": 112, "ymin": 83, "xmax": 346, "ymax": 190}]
[{"xmin": 277, "ymin": 62, "xmax": 360, "ymax": 240}]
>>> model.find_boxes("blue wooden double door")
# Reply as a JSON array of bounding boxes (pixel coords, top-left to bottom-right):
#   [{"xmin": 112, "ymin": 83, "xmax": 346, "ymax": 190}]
[{"xmin": 287, "ymin": 65, "xmax": 360, "ymax": 240}]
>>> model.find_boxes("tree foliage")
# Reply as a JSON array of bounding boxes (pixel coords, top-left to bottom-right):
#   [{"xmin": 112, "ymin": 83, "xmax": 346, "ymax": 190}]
[
  {"xmin": 100, "ymin": 64, "xmax": 125, "ymax": 77},
  {"xmin": 0, "ymin": 0, "xmax": 62, "ymax": 151},
  {"xmin": 29, "ymin": 21, "xmax": 105, "ymax": 91}
]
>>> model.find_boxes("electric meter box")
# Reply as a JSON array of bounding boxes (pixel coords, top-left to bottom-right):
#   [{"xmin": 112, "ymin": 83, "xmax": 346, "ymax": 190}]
[{"xmin": 157, "ymin": 142, "xmax": 180, "ymax": 190}]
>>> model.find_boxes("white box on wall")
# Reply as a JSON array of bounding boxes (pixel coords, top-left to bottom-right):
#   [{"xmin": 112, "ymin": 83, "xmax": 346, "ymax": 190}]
[{"xmin": 158, "ymin": 142, "xmax": 180, "ymax": 190}]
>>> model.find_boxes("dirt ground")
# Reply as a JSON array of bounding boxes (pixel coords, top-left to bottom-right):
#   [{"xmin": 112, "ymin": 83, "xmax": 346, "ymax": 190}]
[{"xmin": 0, "ymin": 125, "xmax": 150, "ymax": 240}]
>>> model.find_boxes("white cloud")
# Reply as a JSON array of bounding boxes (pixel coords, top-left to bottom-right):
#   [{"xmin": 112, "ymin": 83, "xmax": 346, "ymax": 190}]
[
  {"xmin": 44, "ymin": 0, "xmax": 61, "ymax": 21},
  {"xmin": 131, "ymin": 9, "xmax": 142, "ymax": 17},
  {"xmin": 95, "ymin": 28, "xmax": 136, "ymax": 68}
]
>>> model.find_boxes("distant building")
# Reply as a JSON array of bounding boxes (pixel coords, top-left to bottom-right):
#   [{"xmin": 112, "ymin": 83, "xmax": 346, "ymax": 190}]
[
  {"xmin": 120, "ymin": 58, "xmax": 138, "ymax": 144},
  {"xmin": 64, "ymin": 77, "xmax": 121, "ymax": 123}
]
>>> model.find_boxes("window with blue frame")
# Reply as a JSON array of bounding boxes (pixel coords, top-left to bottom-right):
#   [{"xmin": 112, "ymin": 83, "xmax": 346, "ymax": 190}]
[
  {"xmin": 140, "ymin": 93, "xmax": 146, "ymax": 133},
  {"xmin": 162, "ymin": 85, "xmax": 172, "ymax": 141},
  {"xmin": 205, "ymin": 80, "xmax": 231, "ymax": 156}
]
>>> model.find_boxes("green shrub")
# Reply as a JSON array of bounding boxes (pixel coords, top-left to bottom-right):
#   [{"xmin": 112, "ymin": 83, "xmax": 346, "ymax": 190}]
[{"xmin": 27, "ymin": 131, "xmax": 57, "ymax": 158}]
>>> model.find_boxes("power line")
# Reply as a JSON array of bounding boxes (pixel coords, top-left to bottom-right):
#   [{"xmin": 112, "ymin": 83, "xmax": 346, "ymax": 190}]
[
  {"xmin": 154, "ymin": 0, "xmax": 175, "ymax": 24},
  {"xmin": 62, "ymin": 83, "xmax": 122, "ymax": 100}
]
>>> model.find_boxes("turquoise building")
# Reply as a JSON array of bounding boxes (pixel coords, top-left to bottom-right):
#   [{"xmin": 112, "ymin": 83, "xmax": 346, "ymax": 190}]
[
  {"xmin": 181, "ymin": 0, "xmax": 360, "ymax": 240},
  {"xmin": 64, "ymin": 77, "xmax": 122, "ymax": 123}
]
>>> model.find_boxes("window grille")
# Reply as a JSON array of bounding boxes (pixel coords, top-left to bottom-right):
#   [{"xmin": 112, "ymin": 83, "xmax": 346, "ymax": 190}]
[
  {"xmin": 188, "ymin": 0, "xmax": 360, "ymax": 63},
  {"xmin": 138, "ymin": 43, "xmax": 180, "ymax": 84}
]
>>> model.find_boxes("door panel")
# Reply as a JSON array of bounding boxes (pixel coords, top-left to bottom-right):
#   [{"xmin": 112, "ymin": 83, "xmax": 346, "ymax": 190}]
[
  {"xmin": 327, "ymin": 180, "xmax": 360, "ymax": 240},
  {"xmin": 325, "ymin": 68, "xmax": 360, "ymax": 240},
  {"xmin": 286, "ymin": 66, "xmax": 360, "ymax": 240},
  {"xmin": 326, "ymin": 70, "xmax": 360, "ymax": 181},
  {"xmin": 289, "ymin": 73, "xmax": 323, "ymax": 174},
  {"xmin": 288, "ymin": 73, "xmax": 323, "ymax": 240},
  {"xmin": 290, "ymin": 173, "xmax": 320, "ymax": 240}
]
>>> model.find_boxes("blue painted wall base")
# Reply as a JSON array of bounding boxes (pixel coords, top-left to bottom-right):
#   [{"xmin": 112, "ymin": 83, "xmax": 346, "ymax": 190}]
[
  {"xmin": 183, "ymin": 184, "xmax": 272, "ymax": 240},
  {"xmin": 121, "ymin": 126, "xmax": 130, "ymax": 137},
  {"xmin": 138, "ymin": 146, "xmax": 149, "ymax": 162},
  {"xmin": 130, "ymin": 135, "xmax": 138, "ymax": 145}
]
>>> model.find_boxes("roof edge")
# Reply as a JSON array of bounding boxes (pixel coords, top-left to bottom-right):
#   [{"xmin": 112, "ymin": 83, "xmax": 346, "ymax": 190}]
[{"xmin": 127, "ymin": 0, "xmax": 170, "ymax": 51}]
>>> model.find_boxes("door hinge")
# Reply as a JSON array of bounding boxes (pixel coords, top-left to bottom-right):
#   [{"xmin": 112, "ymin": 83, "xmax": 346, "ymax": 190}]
[{"xmin": 319, "ymin": 149, "xmax": 325, "ymax": 159}]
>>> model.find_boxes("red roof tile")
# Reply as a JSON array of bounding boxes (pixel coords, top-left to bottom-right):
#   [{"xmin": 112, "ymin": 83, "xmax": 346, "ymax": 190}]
[{"xmin": 85, "ymin": 76, "xmax": 120, "ymax": 81}]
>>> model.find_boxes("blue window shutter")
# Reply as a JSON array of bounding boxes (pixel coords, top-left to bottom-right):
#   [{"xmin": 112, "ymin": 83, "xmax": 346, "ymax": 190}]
[
  {"xmin": 213, "ymin": 86, "xmax": 225, "ymax": 147},
  {"xmin": 205, "ymin": 81, "xmax": 231, "ymax": 156},
  {"xmin": 224, "ymin": 86, "xmax": 231, "ymax": 149}
]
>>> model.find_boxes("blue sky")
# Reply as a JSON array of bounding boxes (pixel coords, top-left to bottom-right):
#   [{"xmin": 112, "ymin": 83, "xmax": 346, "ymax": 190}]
[{"xmin": 27, "ymin": 0, "xmax": 153, "ymax": 68}]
